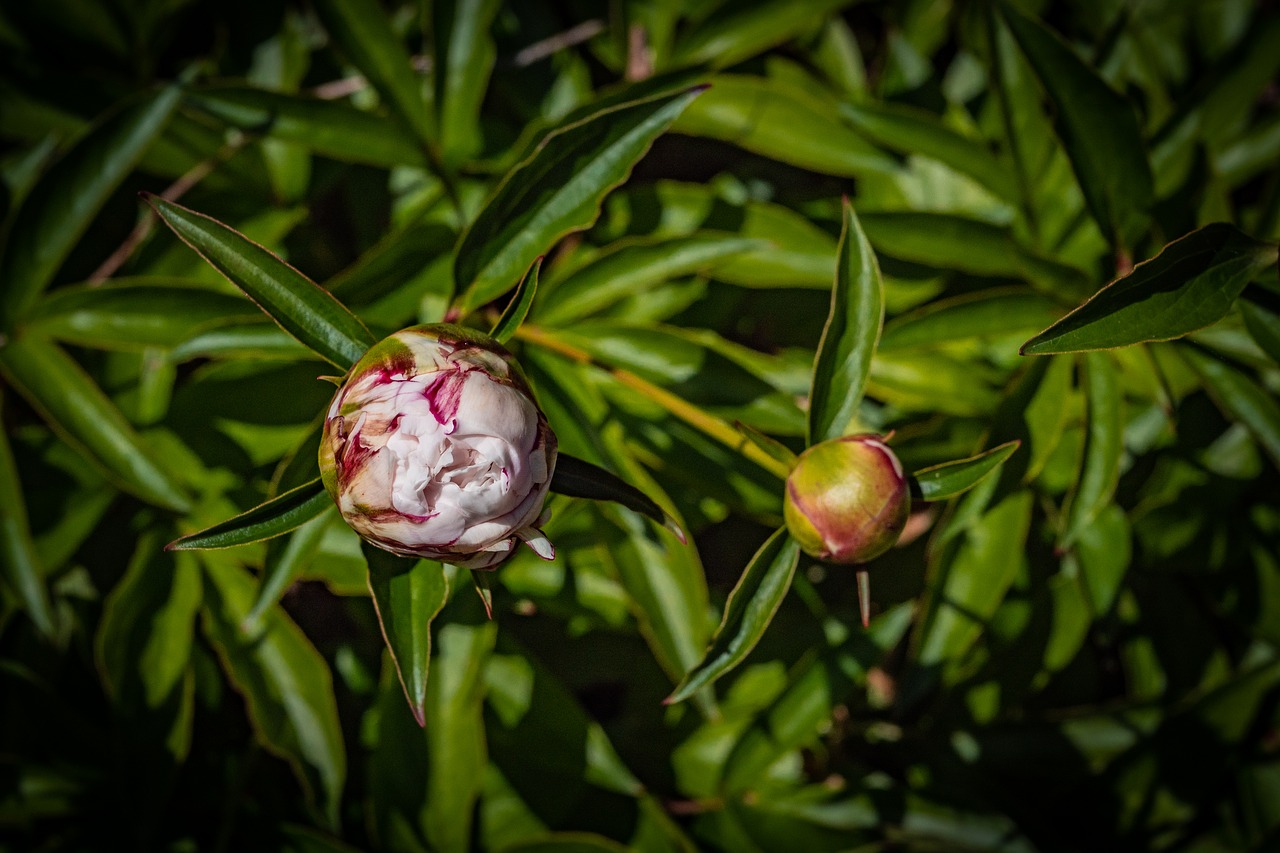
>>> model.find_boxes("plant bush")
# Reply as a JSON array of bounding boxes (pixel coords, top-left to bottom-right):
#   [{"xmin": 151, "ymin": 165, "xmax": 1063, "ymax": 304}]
[{"xmin": 1, "ymin": 1, "xmax": 1278, "ymax": 850}]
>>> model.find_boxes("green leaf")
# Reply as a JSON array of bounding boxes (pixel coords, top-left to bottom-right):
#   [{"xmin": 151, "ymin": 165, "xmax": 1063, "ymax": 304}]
[
  {"xmin": 880, "ymin": 289, "xmax": 1063, "ymax": 351},
  {"xmin": 669, "ymin": 0, "xmax": 851, "ymax": 70},
  {"xmin": 667, "ymin": 528, "xmax": 800, "ymax": 704},
  {"xmin": 1021, "ymin": 223, "xmax": 1279, "ymax": 355},
  {"xmin": 24, "ymin": 280, "xmax": 259, "ymax": 351},
  {"xmin": 95, "ymin": 533, "xmax": 201, "ymax": 731},
  {"xmin": 188, "ymin": 87, "xmax": 427, "ymax": 168},
  {"xmin": 146, "ymin": 196, "xmax": 376, "ymax": 369},
  {"xmin": 1183, "ymin": 345, "xmax": 1280, "ymax": 470},
  {"xmin": 537, "ymin": 233, "xmax": 763, "ymax": 325},
  {"xmin": 170, "ymin": 322, "xmax": 315, "ymax": 363},
  {"xmin": 166, "ymin": 478, "xmax": 330, "ymax": 551},
  {"xmin": 840, "ymin": 102, "xmax": 1018, "ymax": 201},
  {"xmin": 243, "ymin": 509, "xmax": 337, "ymax": 632},
  {"xmin": 0, "ymin": 394, "xmax": 56, "ymax": 639},
  {"xmin": 911, "ymin": 440, "xmax": 1021, "ymax": 502},
  {"xmin": 674, "ymin": 74, "xmax": 897, "ymax": 178},
  {"xmin": 1060, "ymin": 352, "xmax": 1123, "ymax": 547},
  {"xmin": 0, "ymin": 85, "xmax": 180, "ymax": 326},
  {"xmin": 734, "ymin": 421, "xmax": 799, "ymax": 471},
  {"xmin": 998, "ymin": 1, "xmax": 1153, "ymax": 249},
  {"xmin": 0, "ymin": 334, "xmax": 190, "ymax": 511},
  {"xmin": 433, "ymin": 0, "xmax": 502, "ymax": 166},
  {"xmin": 1240, "ymin": 295, "xmax": 1280, "ymax": 365},
  {"xmin": 363, "ymin": 543, "xmax": 451, "ymax": 727},
  {"xmin": 858, "ymin": 212, "xmax": 1090, "ymax": 297},
  {"xmin": 809, "ymin": 201, "xmax": 884, "ymax": 445},
  {"xmin": 200, "ymin": 554, "xmax": 346, "ymax": 828},
  {"xmin": 312, "ymin": 0, "xmax": 434, "ymax": 148},
  {"xmin": 454, "ymin": 86, "xmax": 705, "ymax": 312},
  {"xmin": 489, "ymin": 257, "xmax": 541, "ymax": 345},
  {"xmin": 549, "ymin": 453, "xmax": 670, "ymax": 532},
  {"xmin": 917, "ymin": 489, "xmax": 1035, "ymax": 670}
]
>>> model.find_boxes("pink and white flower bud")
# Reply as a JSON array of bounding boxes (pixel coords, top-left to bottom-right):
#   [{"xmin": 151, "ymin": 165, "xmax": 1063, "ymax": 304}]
[
  {"xmin": 319, "ymin": 324, "xmax": 557, "ymax": 570},
  {"xmin": 783, "ymin": 434, "xmax": 909, "ymax": 565}
]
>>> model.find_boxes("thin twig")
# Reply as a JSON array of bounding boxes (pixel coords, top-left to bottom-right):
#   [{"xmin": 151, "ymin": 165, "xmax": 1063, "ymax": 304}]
[{"xmin": 513, "ymin": 19, "xmax": 605, "ymax": 67}]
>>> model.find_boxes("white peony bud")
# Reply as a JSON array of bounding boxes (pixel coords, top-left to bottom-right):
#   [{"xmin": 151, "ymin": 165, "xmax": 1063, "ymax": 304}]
[{"xmin": 319, "ymin": 324, "xmax": 557, "ymax": 569}]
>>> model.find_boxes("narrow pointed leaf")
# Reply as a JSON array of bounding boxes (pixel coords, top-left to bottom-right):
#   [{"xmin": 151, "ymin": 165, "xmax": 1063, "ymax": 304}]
[
  {"xmin": 364, "ymin": 543, "xmax": 450, "ymax": 727},
  {"xmin": 1184, "ymin": 345, "xmax": 1280, "ymax": 469},
  {"xmin": 734, "ymin": 421, "xmax": 799, "ymax": 471},
  {"xmin": 0, "ymin": 334, "xmax": 190, "ymax": 512},
  {"xmin": 146, "ymin": 196, "xmax": 376, "ymax": 369},
  {"xmin": 454, "ymin": 86, "xmax": 705, "ymax": 312},
  {"xmin": 667, "ymin": 528, "xmax": 800, "ymax": 704},
  {"xmin": 201, "ymin": 555, "xmax": 346, "ymax": 828},
  {"xmin": 0, "ymin": 85, "xmax": 180, "ymax": 325},
  {"xmin": 312, "ymin": 0, "xmax": 434, "ymax": 147},
  {"xmin": 470, "ymin": 569, "xmax": 494, "ymax": 619},
  {"xmin": 166, "ymin": 478, "xmax": 329, "ymax": 551},
  {"xmin": 1240, "ymin": 295, "xmax": 1280, "ymax": 365},
  {"xmin": 999, "ymin": 1, "xmax": 1153, "ymax": 249},
  {"xmin": 809, "ymin": 200, "xmax": 884, "ymax": 445},
  {"xmin": 1022, "ymin": 223, "xmax": 1279, "ymax": 355},
  {"xmin": 489, "ymin": 257, "xmax": 540, "ymax": 344},
  {"xmin": 911, "ymin": 440, "xmax": 1021, "ymax": 502},
  {"xmin": 0, "ymin": 397, "xmax": 56, "ymax": 639},
  {"xmin": 1061, "ymin": 353, "xmax": 1123, "ymax": 547},
  {"xmin": 434, "ymin": 0, "xmax": 502, "ymax": 165},
  {"xmin": 550, "ymin": 453, "xmax": 668, "ymax": 530},
  {"xmin": 243, "ymin": 509, "xmax": 336, "ymax": 632}
]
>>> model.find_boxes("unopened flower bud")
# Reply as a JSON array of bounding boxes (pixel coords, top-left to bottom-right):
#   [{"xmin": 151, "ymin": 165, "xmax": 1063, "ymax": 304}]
[
  {"xmin": 319, "ymin": 324, "xmax": 557, "ymax": 570},
  {"xmin": 783, "ymin": 435, "xmax": 909, "ymax": 565}
]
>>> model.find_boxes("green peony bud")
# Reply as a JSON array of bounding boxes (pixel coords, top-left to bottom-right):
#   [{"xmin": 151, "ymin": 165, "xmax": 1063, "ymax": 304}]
[
  {"xmin": 319, "ymin": 324, "xmax": 557, "ymax": 570},
  {"xmin": 783, "ymin": 435, "xmax": 910, "ymax": 565}
]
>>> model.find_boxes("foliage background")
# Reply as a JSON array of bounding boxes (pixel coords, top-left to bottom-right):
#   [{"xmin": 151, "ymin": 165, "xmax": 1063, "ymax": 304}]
[{"xmin": 1, "ymin": 0, "xmax": 1279, "ymax": 850}]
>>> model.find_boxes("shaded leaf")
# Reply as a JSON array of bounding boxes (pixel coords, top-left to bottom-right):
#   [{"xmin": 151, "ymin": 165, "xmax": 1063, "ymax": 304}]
[
  {"xmin": 166, "ymin": 478, "xmax": 330, "ymax": 551},
  {"xmin": 880, "ymin": 289, "xmax": 1062, "ymax": 351},
  {"xmin": 668, "ymin": 528, "xmax": 800, "ymax": 704},
  {"xmin": 911, "ymin": 440, "xmax": 1021, "ymax": 502},
  {"xmin": 433, "ymin": 0, "xmax": 502, "ymax": 166},
  {"xmin": 454, "ymin": 86, "xmax": 705, "ymax": 312},
  {"xmin": 244, "ymin": 509, "xmax": 337, "ymax": 632},
  {"xmin": 1022, "ymin": 223, "xmax": 1278, "ymax": 355},
  {"xmin": 550, "ymin": 453, "xmax": 675, "ymax": 533},
  {"xmin": 670, "ymin": 0, "xmax": 851, "ymax": 70},
  {"xmin": 0, "ymin": 394, "xmax": 56, "ymax": 639},
  {"xmin": 1240, "ymin": 295, "xmax": 1280, "ymax": 365},
  {"xmin": 200, "ymin": 554, "xmax": 346, "ymax": 828},
  {"xmin": 0, "ymin": 85, "xmax": 180, "ymax": 325},
  {"xmin": 1061, "ymin": 352, "xmax": 1123, "ymax": 547},
  {"xmin": 809, "ymin": 201, "xmax": 884, "ymax": 445},
  {"xmin": 147, "ymin": 196, "xmax": 376, "ymax": 369},
  {"xmin": 1183, "ymin": 345, "xmax": 1280, "ymax": 469},
  {"xmin": 0, "ymin": 334, "xmax": 190, "ymax": 511},
  {"xmin": 364, "ymin": 543, "xmax": 450, "ymax": 727},
  {"xmin": 998, "ymin": 1, "xmax": 1153, "ymax": 249}
]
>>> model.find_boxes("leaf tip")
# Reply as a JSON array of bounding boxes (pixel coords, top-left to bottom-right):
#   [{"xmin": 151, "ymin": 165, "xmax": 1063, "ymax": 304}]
[{"xmin": 411, "ymin": 704, "xmax": 427, "ymax": 728}]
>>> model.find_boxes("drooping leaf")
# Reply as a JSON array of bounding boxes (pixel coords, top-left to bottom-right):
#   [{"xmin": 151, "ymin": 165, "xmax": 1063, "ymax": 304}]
[
  {"xmin": 673, "ymin": 74, "xmax": 897, "ymax": 178},
  {"xmin": 166, "ymin": 478, "xmax": 330, "ymax": 551},
  {"xmin": 433, "ymin": 0, "xmax": 502, "ymax": 166},
  {"xmin": 24, "ymin": 280, "xmax": 260, "ymax": 351},
  {"xmin": 841, "ymin": 101, "xmax": 1018, "ymax": 201},
  {"xmin": 243, "ymin": 509, "xmax": 337, "ymax": 632},
  {"xmin": 0, "ymin": 85, "xmax": 180, "ymax": 325},
  {"xmin": 1061, "ymin": 352, "xmax": 1123, "ymax": 547},
  {"xmin": 0, "ymin": 334, "xmax": 191, "ymax": 512},
  {"xmin": 0, "ymin": 394, "xmax": 56, "ymax": 639},
  {"xmin": 667, "ymin": 527, "xmax": 800, "ymax": 704},
  {"xmin": 147, "ymin": 196, "xmax": 377, "ymax": 369},
  {"xmin": 537, "ymin": 233, "xmax": 763, "ymax": 325},
  {"xmin": 998, "ymin": 1, "xmax": 1154, "ymax": 250},
  {"xmin": 911, "ymin": 440, "xmax": 1021, "ymax": 502},
  {"xmin": 200, "ymin": 554, "xmax": 346, "ymax": 828},
  {"xmin": 312, "ymin": 0, "xmax": 434, "ymax": 148},
  {"xmin": 1183, "ymin": 344, "xmax": 1280, "ymax": 469},
  {"xmin": 1022, "ymin": 223, "xmax": 1279, "ymax": 355},
  {"xmin": 454, "ymin": 85, "xmax": 705, "ymax": 312},
  {"xmin": 489, "ymin": 257, "xmax": 541, "ymax": 345},
  {"xmin": 364, "ymin": 543, "xmax": 450, "ymax": 727},
  {"xmin": 809, "ymin": 200, "xmax": 884, "ymax": 445},
  {"xmin": 550, "ymin": 453, "xmax": 672, "ymax": 532}
]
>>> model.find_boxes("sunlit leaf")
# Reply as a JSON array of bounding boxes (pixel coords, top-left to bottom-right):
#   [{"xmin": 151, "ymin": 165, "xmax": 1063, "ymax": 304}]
[
  {"xmin": 147, "ymin": 197, "xmax": 376, "ymax": 369},
  {"xmin": 1022, "ymin": 223, "xmax": 1278, "ymax": 355},
  {"xmin": 434, "ymin": 0, "xmax": 502, "ymax": 166},
  {"xmin": 1061, "ymin": 352, "xmax": 1123, "ymax": 547},
  {"xmin": 167, "ymin": 478, "xmax": 330, "ymax": 551},
  {"xmin": 489, "ymin": 257, "xmax": 540, "ymax": 344},
  {"xmin": 809, "ymin": 201, "xmax": 884, "ymax": 445},
  {"xmin": 911, "ymin": 440, "xmax": 1021, "ymax": 502},
  {"xmin": 455, "ymin": 85, "xmax": 705, "ymax": 312}
]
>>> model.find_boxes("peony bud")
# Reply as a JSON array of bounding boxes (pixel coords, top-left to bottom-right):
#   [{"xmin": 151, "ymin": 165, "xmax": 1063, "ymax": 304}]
[
  {"xmin": 783, "ymin": 435, "xmax": 909, "ymax": 565},
  {"xmin": 319, "ymin": 324, "xmax": 557, "ymax": 570}
]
